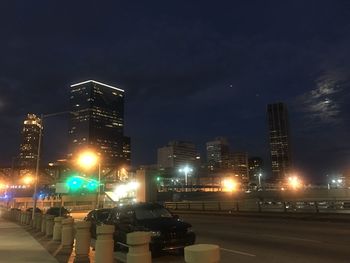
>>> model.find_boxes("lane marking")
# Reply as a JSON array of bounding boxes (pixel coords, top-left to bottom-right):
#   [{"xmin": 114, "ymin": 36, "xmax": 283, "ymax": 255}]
[
  {"xmin": 263, "ymin": 234, "xmax": 322, "ymax": 243},
  {"xmin": 220, "ymin": 247, "xmax": 256, "ymax": 257}
]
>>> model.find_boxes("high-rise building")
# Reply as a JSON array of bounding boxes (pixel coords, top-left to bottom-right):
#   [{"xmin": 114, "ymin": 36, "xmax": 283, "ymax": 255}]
[
  {"xmin": 267, "ymin": 102, "xmax": 292, "ymax": 182},
  {"xmin": 206, "ymin": 137, "xmax": 230, "ymax": 169},
  {"xmin": 157, "ymin": 141, "xmax": 197, "ymax": 169},
  {"xmin": 231, "ymin": 152, "xmax": 249, "ymax": 183},
  {"xmin": 68, "ymin": 80, "xmax": 130, "ymax": 166},
  {"xmin": 248, "ymin": 157, "xmax": 263, "ymax": 185},
  {"xmin": 19, "ymin": 114, "xmax": 42, "ymax": 169}
]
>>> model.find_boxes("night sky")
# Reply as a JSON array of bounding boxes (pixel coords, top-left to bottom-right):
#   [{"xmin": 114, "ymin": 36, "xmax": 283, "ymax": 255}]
[{"xmin": 1, "ymin": 1, "xmax": 350, "ymax": 182}]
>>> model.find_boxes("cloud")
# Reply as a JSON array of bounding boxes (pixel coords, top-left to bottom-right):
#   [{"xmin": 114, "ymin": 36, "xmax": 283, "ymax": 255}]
[{"xmin": 294, "ymin": 69, "xmax": 349, "ymax": 129}]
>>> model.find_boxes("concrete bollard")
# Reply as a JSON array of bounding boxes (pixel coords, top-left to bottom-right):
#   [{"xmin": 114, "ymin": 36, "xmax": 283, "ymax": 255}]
[
  {"xmin": 126, "ymin": 232, "xmax": 152, "ymax": 263},
  {"xmin": 45, "ymin": 215, "xmax": 55, "ymax": 237},
  {"xmin": 184, "ymin": 244, "xmax": 220, "ymax": 263},
  {"xmin": 74, "ymin": 221, "xmax": 91, "ymax": 261},
  {"xmin": 20, "ymin": 211, "xmax": 25, "ymax": 225},
  {"xmin": 95, "ymin": 225, "xmax": 115, "ymax": 263},
  {"xmin": 41, "ymin": 214, "xmax": 47, "ymax": 233},
  {"xmin": 52, "ymin": 217, "xmax": 64, "ymax": 241},
  {"xmin": 35, "ymin": 213, "xmax": 42, "ymax": 231},
  {"xmin": 26, "ymin": 212, "xmax": 31, "ymax": 225},
  {"xmin": 16, "ymin": 210, "xmax": 21, "ymax": 222},
  {"xmin": 61, "ymin": 217, "xmax": 74, "ymax": 248}
]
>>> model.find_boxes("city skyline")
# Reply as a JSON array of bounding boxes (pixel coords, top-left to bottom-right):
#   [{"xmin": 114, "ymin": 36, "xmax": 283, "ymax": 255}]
[{"xmin": 1, "ymin": 1, "xmax": 350, "ymax": 182}]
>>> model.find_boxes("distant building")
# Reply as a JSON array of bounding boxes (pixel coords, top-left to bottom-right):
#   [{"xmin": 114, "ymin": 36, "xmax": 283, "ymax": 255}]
[
  {"xmin": 19, "ymin": 114, "xmax": 42, "ymax": 169},
  {"xmin": 267, "ymin": 102, "xmax": 292, "ymax": 182},
  {"xmin": 248, "ymin": 157, "xmax": 263, "ymax": 185},
  {"xmin": 68, "ymin": 80, "xmax": 130, "ymax": 166},
  {"xmin": 231, "ymin": 152, "xmax": 249, "ymax": 183},
  {"xmin": 206, "ymin": 137, "xmax": 230, "ymax": 169},
  {"xmin": 157, "ymin": 141, "xmax": 197, "ymax": 169}
]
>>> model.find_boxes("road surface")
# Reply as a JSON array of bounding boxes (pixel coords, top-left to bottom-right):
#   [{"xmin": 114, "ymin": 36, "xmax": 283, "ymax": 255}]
[{"xmin": 179, "ymin": 214, "xmax": 350, "ymax": 263}]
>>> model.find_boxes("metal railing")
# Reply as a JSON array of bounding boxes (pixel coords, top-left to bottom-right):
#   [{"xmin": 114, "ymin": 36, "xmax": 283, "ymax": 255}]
[{"xmin": 164, "ymin": 200, "xmax": 350, "ymax": 214}]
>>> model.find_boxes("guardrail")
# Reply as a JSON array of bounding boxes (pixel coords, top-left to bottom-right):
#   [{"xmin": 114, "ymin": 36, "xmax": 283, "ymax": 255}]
[{"xmin": 164, "ymin": 200, "xmax": 350, "ymax": 214}]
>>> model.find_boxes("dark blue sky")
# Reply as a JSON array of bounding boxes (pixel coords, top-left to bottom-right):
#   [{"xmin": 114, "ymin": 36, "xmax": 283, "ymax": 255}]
[{"xmin": 1, "ymin": 1, "xmax": 350, "ymax": 182}]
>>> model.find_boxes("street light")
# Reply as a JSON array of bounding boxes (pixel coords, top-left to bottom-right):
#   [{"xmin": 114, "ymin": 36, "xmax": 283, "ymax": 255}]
[
  {"xmin": 179, "ymin": 166, "xmax": 193, "ymax": 192},
  {"xmin": 258, "ymin": 173, "xmax": 262, "ymax": 189},
  {"xmin": 76, "ymin": 150, "xmax": 101, "ymax": 208},
  {"xmin": 32, "ymin": 111, "xmax": 72, "ymax": 220}
]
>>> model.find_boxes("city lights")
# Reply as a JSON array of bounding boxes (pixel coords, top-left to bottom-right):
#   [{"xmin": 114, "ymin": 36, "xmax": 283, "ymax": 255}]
[
  {"xmin": 287, "ymin": 176, "xmax": 303, "ymax": 190},
  {"xmin": 22, "ymin": 175, "xmax": 34, "ymax": 185},
  {"xmin": 113, "ymin": 181, "xmax": 140, "ymax": 201},
  {"xmin": 77, "ymin": 150, "xmax": 99, "ymax": 170},
  {"xmin": 222, "ymin": 178, "xmax": 237, "ymax": 192}
]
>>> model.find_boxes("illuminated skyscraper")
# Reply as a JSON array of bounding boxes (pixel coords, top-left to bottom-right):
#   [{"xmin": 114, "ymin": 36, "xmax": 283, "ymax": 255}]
[
  {"xmin": 206, "ymin": 137, "xmax": 230, "ymax": 169},
  {"xmin": 68, "ymin": 80, "xmax": 130, "ymax": 166},
  {"xmin": 19, "ymin": 114, "xmax": 42, "ymax": 169},
  {"xmin": 267, "ymin": 103, "xmax": 292, "ymax": 182}
]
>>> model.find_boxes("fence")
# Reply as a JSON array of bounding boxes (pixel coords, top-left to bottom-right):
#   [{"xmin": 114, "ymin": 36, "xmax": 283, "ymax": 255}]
[{"xmin": 164, "ymin": 199, "xmax": 350, "ymax": 214}]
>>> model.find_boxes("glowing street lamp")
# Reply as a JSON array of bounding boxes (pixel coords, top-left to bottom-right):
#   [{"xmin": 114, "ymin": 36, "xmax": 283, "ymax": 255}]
[
  {"xmin": 22, "ymin": 175, "xmax": 34, "ymax": 185},
  {"xmin": 179, "ymin": 166, "xmax": 193, "ymax": 192},
  {"xmin": 77, "ymin": 150, "xmax": 101, "ymax": 208},
  {"xmin": 77, "ymin": 151, "xmax": 99, "ymax": 170},
  {"xmin": 288, "ymin": 176, "xmax": 302, "ymax": 190},
  {"xmin": 222, "ymin": 178, "xmax": 237, "ymax": 192}
]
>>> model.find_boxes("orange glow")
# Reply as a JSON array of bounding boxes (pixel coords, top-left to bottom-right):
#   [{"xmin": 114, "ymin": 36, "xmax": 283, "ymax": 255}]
[
  {"xmin": 222, "ymin": 178, "xmax": 237, "ymax": 192},
  {"xmin": 288, "ymin": 176, "xmax": 302, "ymax": 190},
  {"xmin": 77, "ymin": 151, "xmax": 99, "ymax": 170},
  {"xmin": 22, "ymin": 176, "xmax": 34, "ymax": 185}
]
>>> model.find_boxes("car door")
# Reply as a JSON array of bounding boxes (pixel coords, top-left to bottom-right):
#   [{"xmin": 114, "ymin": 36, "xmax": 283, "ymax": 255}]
[{"xmin": 116, "ymin": 207, "xmax": 135, "ymax": 244}]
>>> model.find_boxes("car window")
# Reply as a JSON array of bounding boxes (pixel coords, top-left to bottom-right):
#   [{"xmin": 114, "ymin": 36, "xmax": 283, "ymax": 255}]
[
  {"xmin": 96, "ymin": 210, "xmax": 111, "ymax": 222},
  {"xmin": 135, "ymin": 206, "xmax": 172, "ymax": 220}
]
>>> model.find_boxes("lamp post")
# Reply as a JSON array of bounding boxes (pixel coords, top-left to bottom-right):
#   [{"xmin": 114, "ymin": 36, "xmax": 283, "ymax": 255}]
[
  {"xmin": 77, "ymin": 150, "xmax": 101, "ymax": 209},
  {"xmin": 179, "ymin": 166, "xmax": 193, "ymax": 192},
  {"xmin": 32, "ymin": 111, "xmax": 71, "ymax": 220},
  {"xmin": 258, "ymin": 173, "xmax": 262, "ymax": 189}
]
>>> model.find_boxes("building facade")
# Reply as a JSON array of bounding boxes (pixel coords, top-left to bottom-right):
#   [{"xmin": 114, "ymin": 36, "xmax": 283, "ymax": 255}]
[
  {"xmin": 68, "ymin": 80, "xmax": 130, "ymax": 166},
  {"xmin": 19, "ymin": 114, "xmax": 42, "ymax": 169},
  {"xmin": 231, "ymin": 152, "xmax": 249, "ymax": 183},
  {"xmin": 206, "ymin": 137, "xmax": 230, "ymax": 169},
  {"xmin": 248, "ymin": 157, "xmax": 263, "ymax": 186},
  {"xmin": 267, "ymin": 102, "xmax": 292, "ymax": 182},
  {"xmin": 157, "ymin": 141, "xmax": 197, "ymax": 169}
]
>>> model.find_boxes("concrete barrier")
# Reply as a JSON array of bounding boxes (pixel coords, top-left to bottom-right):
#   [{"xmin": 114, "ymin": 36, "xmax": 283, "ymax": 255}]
[
  {"xmin": 61, "ymin": 217, "xmax": 74, "ymax": 248},
  {"xmin": 184, "ymin": 244, "xmax": 220, "ymax": 263},
  {"xmin": 34, "ymin": 213, "xmax": 42, "ymax": 231},
  {"xmin": 53, "ymin": 217, "xmax": 64, "ymax": 241},
  {"xmin": 41, "ymin": 214, "xmax": 47, "ymax": 233},
  {"xmin": 74, "ymin": 221, "xmax": 91, "ymax": 261},
  {"xmin": 45, "ymin": 215, "xmax": 55, "ymax": 237},
  {"xmin": 95, "ymin": 225, "xmax": 115, "ymax": 263},
  {"xmin": 126, "ymin": 231, "xmax": 152, "ymax": 263}
]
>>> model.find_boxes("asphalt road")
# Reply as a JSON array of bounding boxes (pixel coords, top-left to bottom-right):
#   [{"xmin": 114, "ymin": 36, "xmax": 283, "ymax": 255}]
[{"xmin": 177, "ymin": 214, "xmax": 350, "ymax": 263}]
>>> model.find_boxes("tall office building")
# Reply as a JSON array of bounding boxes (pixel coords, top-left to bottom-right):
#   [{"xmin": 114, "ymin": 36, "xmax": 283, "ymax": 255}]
[
  {"xmin": 248, "ymin": 157, "xmax": 263, "ymax": 184},
  {"xmin": 231, "ymin": 152, "xmax": 249, "ymax": 183},
  {"xmin": 206, "ymin": 137, "xmax": 230, "ymax": 169},
  {"xmin": 157, "ymin": 141, "xmax": 197, "ymax": 169},
  {"xmin": 68, "ymin": 80, "xmax": 130, "ymax": 166},
  {"xmin": 19, "ymin": 114, "xmax": 42, "ymax": 169},
  {"xmin": 267, "ymin": 103, "xmax": 292, "ymax": 182}
]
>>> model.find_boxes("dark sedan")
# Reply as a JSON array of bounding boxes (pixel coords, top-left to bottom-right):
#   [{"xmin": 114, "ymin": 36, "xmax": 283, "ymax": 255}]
[{"xmin": 84, "ymin": 203, "xmax": 195, "ymax": 254}]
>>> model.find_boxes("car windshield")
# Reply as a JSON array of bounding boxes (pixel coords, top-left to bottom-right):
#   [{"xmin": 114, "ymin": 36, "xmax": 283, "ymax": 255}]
[{"xmin": 135, "ymin": 206, "xmax": 173, "ymax": 220}]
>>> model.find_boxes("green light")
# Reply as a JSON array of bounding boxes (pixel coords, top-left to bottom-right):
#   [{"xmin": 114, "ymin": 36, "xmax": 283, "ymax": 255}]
[
  {"xmin": 156, "ymin": 176, "xmax": 160, "ymax": 182},
  {"xmin": 86, "ymin": 180, "xmax": 99, "ymax": 191},
  {"xmin": 66, "ymin": 176, "xmax": 84, "ymax": 191}
]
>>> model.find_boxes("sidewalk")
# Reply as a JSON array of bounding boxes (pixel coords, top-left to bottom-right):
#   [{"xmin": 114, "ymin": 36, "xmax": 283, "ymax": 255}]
[{"xmin": 0, "ymin": 218, "xmax": 59, "ymax": 263}]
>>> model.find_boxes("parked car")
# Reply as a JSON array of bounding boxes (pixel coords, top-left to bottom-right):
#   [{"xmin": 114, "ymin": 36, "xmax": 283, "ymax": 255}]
[
  {"xmin": 84, "ymin": 203, "xmax": 196, "ymax": 254},
  {"xmin": 45, "ymin": 207, "xmax": 70, "ymax": 217},
  {"xmin": 26, "ymin": 207, "xmax": 42, "ymax": 213}
]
